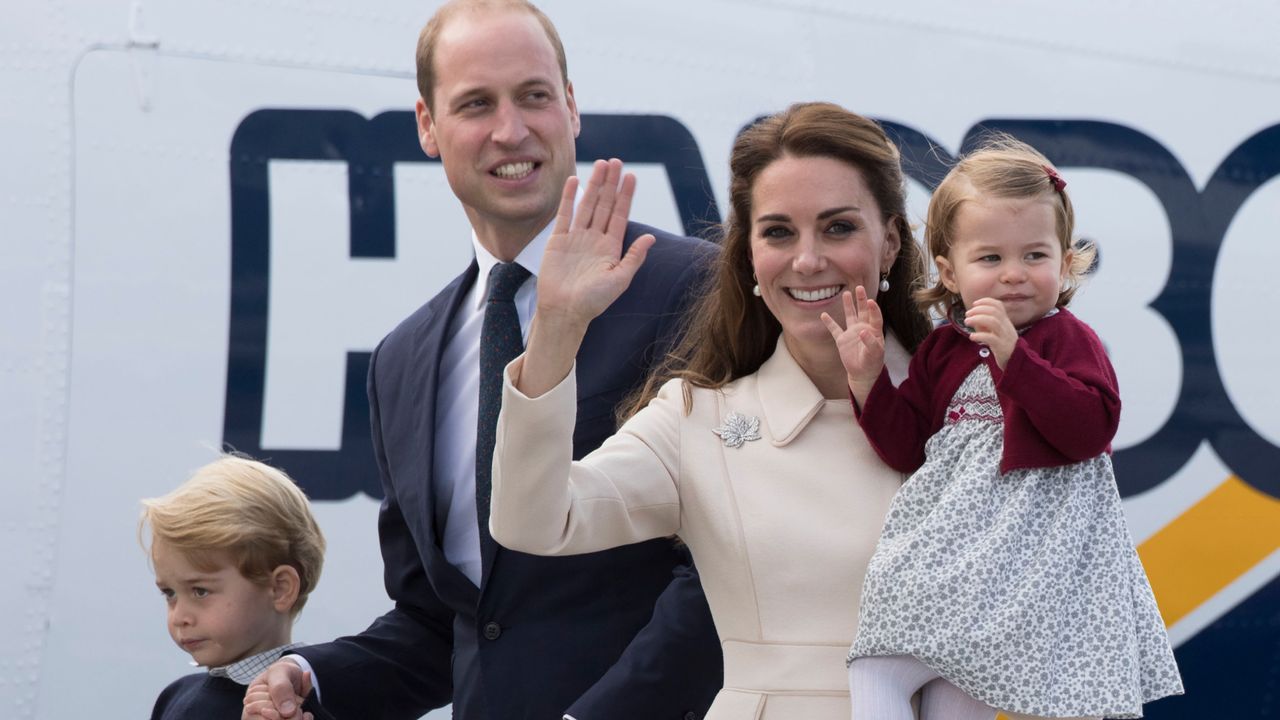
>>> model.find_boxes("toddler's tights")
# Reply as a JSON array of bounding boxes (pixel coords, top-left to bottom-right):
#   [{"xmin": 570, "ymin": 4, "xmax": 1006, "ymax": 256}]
[{"xmin": 848, "ymin": 655, "xmax": 995, "ymax": 720}]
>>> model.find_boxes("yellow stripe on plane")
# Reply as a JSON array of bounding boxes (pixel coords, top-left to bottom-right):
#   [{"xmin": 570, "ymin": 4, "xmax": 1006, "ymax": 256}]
[{"xmin": 1138, "ymin": 475, "xmax": 1280, "ymax": 625}]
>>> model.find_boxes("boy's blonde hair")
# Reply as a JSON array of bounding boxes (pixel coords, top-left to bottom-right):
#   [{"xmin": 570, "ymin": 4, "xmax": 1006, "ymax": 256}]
[
  {"xmin": 916, "ymin": 134, "xmax": 1096, "ymax": 320},
  {"xmin": 140, "ymin": 455, "xmax": 325, "ymax": 615}
]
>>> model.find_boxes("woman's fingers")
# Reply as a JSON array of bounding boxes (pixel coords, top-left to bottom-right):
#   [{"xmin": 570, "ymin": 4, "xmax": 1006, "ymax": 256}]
[
  {"xmin": 592, "ymin": 159, "xmax": 623, "ymax": 234},
  {"xmin": 616, "ymin": 231, "xmax": 654, "ymax": 278},
  {"xmin": 571, "ymin": 158, "xmax": 626, "ymax": 232},
  {"xmin": 571, "ymin": 159, "xmax": 608, "ymax": 231},
  {"xmin": 552, "ymin": 176, "xmax": 579, "ymax": 236},
  {"xmin": 607, "ymin": 172, "xmax": 637, "ymax": 239}
]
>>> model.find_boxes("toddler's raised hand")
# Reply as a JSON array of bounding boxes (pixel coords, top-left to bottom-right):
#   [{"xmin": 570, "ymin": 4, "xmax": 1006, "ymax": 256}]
[
  {"xmin": 965, "ymin": 297, "xmax": 1018, "ymax": 369},
  {"xmin": 821, "ymin": 286, "xmax": 884, "ymax": 407}
]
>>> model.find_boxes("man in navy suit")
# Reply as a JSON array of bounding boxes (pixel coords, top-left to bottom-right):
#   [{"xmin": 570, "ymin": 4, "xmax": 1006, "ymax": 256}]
[{"xmin": 243, "ymin": 1, "xmax": 722, "ymax": 719}]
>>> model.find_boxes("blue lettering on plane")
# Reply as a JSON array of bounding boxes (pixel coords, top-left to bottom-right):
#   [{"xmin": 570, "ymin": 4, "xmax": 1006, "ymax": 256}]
[{"xmin": 226, "ymin": 109, "xmax": 1280, "ymax": 502}]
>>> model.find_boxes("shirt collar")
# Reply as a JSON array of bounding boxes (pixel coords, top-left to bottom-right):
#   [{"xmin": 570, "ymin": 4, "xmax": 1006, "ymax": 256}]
[
  {"xmin": 470, "ymin": 220, "xmax": 552, "ymax": 312},
  {"xmin": 206, "ymin": 642, "xmax": 303, "ymax": 685}
]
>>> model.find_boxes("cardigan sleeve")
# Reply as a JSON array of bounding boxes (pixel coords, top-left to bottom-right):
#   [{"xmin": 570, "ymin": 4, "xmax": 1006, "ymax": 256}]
[
  {"xmin": 856, "ymin": 331, "xmax": 944, "ymax": 474},
  {"xmin": 489, "ymin": 355, "xmax": 683, "ymax": 556},
  {"xmin": 996, "ymin": 313, "xmax": 1121, "ymax": 462}
]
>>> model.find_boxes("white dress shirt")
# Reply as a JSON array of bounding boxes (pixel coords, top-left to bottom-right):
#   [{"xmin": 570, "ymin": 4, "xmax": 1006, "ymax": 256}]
[{"xmin": 433, "ymin": 225, "xmax": 547, "ymax": 585}]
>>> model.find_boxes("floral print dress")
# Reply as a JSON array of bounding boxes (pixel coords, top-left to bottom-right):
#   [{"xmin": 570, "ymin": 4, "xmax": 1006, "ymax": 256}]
[{"xmin": 848, "ymin": 365, "xmax": 1184, "ymax": 718}]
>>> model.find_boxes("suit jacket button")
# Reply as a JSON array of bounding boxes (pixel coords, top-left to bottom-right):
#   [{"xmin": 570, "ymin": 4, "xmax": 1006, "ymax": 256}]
[
  {"xmin": 483, "ymin": 621, "xmax": 502, "ymax": 640},
  {"xmin": 684, "ymin": 713, "xmax": 698, "ymax": 720}
]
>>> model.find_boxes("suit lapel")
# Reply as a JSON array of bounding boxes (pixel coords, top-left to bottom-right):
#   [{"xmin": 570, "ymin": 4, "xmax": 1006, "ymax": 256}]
[
  {"xmin": 479, "ymin": 502, "xmax": 500, "ymax": 591},
  {"xmin": 412, "ymin": 263, "xmax": 479, "ymax": 553}
]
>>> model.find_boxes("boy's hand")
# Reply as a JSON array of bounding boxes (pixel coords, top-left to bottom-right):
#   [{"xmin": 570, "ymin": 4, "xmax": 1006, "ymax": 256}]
[
  {"xmin": 965, "ymin": 297, "xmax": 1018, "ymax": 369},
  {"xmin": 821, "ymin": 286, "xmax": 885, "ymax": 406},
  {"xmin": 242, "ymin": 660, "xmax": 313, "ymax": 720}
]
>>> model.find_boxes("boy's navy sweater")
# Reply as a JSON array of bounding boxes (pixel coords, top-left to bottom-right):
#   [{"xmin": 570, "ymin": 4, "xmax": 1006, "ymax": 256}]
[{"xmin": 151, "ymin": 672, "xmax": 331, "ymax": 720}]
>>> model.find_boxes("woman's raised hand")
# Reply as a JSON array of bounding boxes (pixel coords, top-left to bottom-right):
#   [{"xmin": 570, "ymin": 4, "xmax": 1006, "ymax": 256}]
[
  {"xmin": 821, "ymin": 286, "xmax": 885, "ymax": 405},
  {"xmin": 519, "ymin": 159, "xmax": 653, "ymax": 398},
  {"xmin": 535, "ymin": 158, "xmax": 654, "ymax": 330}
]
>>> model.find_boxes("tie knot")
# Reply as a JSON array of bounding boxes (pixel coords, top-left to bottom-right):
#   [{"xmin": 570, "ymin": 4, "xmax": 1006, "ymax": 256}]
[{"xmin": 487, "ymin": 262, "xmax": 531, "ymax": 303}]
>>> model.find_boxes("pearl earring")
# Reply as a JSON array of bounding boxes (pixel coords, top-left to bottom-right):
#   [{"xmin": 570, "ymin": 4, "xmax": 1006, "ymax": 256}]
[
  {"xmin": 879, "ymin": 275, "xmax": 891, "ymax": 293},
  {"xmin": 752, "ymin": 284, "xmax": 762, "ymax": 297}
]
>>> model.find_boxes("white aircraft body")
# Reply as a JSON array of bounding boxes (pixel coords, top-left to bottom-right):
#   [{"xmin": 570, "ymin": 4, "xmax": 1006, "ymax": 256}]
[{"xmin": 3, "ymin": 1, "xmax": 1278, "ymax": 717}]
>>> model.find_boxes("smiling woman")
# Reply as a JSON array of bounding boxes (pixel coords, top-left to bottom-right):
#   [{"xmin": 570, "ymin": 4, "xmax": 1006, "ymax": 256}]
[
  {"xmin": 625, "ymin": 103, "xmax": 933, "ymax": 411},
  {"xmin": 488, "ymin": 102, "xmax": 934, "ymax": 720},
  {"xmin": 748, "ymin": 154, "xmax": 903, "ymax": 397}
]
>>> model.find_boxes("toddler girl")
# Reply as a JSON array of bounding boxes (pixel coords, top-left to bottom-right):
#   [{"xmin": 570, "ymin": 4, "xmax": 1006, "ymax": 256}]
[{"xmin": 823, "ymin": 136, "xmax": 1183, "ymax": 719}]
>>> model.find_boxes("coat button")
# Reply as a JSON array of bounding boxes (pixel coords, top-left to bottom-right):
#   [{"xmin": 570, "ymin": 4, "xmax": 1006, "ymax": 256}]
[
  {"xmin": 978, "ymin": 347, "xmax": 990, "ymax": 358},
  {"xmin": 684, "ymin": 713, "xmax": 699, "ymax": 720},
  {"xmin": 483, "ymin": 621, "xmax": 502, "ymax": 640}
]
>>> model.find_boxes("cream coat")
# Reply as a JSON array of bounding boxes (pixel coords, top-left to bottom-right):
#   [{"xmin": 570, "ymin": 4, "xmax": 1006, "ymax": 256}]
[{"xmin": 491, "ymin": 339, "xmax": 909, "ymax": 720}]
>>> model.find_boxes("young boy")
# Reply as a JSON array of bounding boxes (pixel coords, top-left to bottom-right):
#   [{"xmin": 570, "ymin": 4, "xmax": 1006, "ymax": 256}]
[{"xmin": 141, "ymin": 455, "xmax": 327, "ymax": 719}]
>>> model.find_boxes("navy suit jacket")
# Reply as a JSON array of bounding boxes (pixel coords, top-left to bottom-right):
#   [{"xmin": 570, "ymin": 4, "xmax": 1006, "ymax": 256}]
[{"xmin": 297, "ymin": 223, "xmax": 723, "ymax": 720}]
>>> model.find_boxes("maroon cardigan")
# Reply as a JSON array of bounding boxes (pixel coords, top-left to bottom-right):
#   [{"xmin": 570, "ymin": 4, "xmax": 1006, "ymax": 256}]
[{"xmin": 856, "ymin": 308, "xmax": 1120, "ymax": 474}]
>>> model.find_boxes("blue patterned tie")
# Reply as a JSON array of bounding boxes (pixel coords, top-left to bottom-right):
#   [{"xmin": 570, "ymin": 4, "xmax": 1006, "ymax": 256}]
[{"xmin": 476, "ymin": 261, "xmax": 532, "ymax": 536}]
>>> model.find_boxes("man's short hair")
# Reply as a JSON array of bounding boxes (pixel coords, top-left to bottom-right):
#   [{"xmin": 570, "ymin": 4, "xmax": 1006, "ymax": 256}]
[
  {"xmin": 415, "ymin": 0, "xmax": 569, "ymax": 111},
  {"xmin": 140, "ymin": 455, "xmax": 326, "ymax": 615}
]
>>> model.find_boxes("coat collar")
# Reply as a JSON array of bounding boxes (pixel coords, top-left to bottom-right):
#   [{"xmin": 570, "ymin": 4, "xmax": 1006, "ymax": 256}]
[
  {"xmin": 752, "ymin": 333, "xmax": 910, "ymax": 446},
  {"xmin": 755, "ymin": 337, "xmax": 828, "ymax": 447}
]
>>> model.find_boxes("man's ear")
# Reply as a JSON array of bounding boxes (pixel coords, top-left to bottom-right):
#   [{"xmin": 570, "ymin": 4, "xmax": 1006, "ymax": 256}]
[
  {"xmin": 936, "ymin": 255, "xmax": 959, "ymax": 294},
  {"xmin": 416, "ymin": 97, "xmax": 440, "ymax": 158},
  {"xmin": 268, "ymin": 565, "xmax": 302, "ymax": 613},
  {"xmin": 565, "ymin": 80, "xmax": 581, "ymax": 138}
]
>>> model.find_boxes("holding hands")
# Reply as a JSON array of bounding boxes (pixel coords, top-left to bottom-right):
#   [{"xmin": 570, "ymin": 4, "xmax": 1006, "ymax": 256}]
[
  {"xmin": 821, "ymin": 286, "xmax": 885, "ymax": 407},
  {"xmin": 963, "ymin": 297, "xmax": 1018, "ymax": 369},
  {"xmin": 241, "ymin": 660, "xmax": 312, "ymax": 720},
  {"xmin": 519, "ymin": 158, "xmax": 653, "ymax": 397}
]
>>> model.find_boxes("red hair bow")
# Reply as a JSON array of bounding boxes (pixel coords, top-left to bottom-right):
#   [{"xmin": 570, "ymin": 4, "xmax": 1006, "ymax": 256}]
[{"xmin": 1044, "ymin": 165, "xmax": 1067, "ymax": 192}]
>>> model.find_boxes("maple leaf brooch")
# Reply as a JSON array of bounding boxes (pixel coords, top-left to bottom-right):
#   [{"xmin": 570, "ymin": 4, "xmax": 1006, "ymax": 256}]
[{"xmin": 712, "ymin": 412, "xmax": 762, "ymax": 448}]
